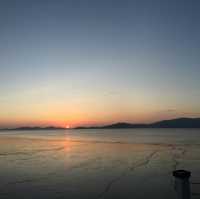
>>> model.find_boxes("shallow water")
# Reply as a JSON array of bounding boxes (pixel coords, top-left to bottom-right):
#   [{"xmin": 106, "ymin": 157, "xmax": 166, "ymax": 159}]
[{"xmin": 0, "ymin": 129, "xmax": 200, "ymax": 199}]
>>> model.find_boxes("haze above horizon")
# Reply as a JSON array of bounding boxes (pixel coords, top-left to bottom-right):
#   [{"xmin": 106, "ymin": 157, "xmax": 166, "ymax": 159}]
[{"xmin": 1, "ymin": 0, "xmax": 200, "ymax": 128}]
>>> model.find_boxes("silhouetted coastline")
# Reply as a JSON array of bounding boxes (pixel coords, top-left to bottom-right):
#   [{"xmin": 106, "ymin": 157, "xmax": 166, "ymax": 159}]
[
  {"xmin": 75, "ymin": 118, "xmax": 200, "ymax": 129},
  {"xmin": 0, "ymin": 126, "xmax": 66, "ymax": 131},
  {"xmin": 1, "ymin": 118, "xmax": 200, "ymax": 131}
]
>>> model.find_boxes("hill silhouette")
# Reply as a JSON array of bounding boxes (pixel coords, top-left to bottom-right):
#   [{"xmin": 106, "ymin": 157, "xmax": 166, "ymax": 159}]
[
  {"xmin": 75, "ymin": 117, "xmax": 200, "ymax": 129},
  {"xmin": 1, "ymin": 118, "xmax": 200, "ymax": 131},
  {"xmin": 0, "ymin": 126, "xmax": 65, "ymax": 131}
]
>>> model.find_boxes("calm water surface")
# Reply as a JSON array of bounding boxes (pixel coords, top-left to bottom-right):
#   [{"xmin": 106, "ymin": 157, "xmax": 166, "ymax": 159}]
[{"xmin": 0, "ymin": 129, "xmax": 200, "ymax": 199}]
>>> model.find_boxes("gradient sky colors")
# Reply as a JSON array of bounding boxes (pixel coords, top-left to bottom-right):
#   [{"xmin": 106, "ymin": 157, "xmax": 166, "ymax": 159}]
[{"xmin": 1, "ymin": 0, "xmax": 200, "ymax": 128}]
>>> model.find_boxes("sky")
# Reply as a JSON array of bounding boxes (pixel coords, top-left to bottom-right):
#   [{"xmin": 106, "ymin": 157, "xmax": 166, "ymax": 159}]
[{"xmin": 1, "ymin": 0, "xmax": 200, "ymax": 128}]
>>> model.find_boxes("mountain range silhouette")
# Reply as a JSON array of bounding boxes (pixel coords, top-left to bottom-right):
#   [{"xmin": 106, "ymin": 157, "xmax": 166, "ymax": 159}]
[
  {"xmin": 75, "ymin": 117, "xmax": 200, "ymax": 129},
  {"xmin": 1, "ymin": 117, "xmax": 200, "ymax": 131}
]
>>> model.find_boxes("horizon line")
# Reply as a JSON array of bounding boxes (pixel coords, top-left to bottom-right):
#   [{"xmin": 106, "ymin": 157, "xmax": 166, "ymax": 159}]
[{"xmin": 1, "ymin": 116, "xmax": 200, "ymax": 130}]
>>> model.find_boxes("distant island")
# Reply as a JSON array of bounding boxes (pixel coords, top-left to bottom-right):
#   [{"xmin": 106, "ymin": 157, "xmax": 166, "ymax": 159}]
[
  {"xmin": 75, "ymin": 117, "xmax": 200, "ymax": 129},
  {"xmin": 1, "ymin": 118, "xmax": 200, "ymax": 131},
  {"xmin": 0, "ymin": 126, "xmax": 65, "ymax": 131}
]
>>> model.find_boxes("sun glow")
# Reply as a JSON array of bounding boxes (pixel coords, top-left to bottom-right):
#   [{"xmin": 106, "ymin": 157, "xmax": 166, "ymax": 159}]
[{"xmin": 65, "ymin": 125, "xmax": 70, "ymax": 129}]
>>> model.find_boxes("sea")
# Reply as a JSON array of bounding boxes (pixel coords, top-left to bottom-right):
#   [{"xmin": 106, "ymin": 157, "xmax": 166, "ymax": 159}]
[{"xmin": 0, "ymin": 128, "xmax": 200, "ymax": 199}]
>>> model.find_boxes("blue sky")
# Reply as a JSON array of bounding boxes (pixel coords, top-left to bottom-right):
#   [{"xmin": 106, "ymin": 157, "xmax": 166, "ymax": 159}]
[{"xmin": 0, "ymin": 0, "xmax": 200, "ymax": 127}]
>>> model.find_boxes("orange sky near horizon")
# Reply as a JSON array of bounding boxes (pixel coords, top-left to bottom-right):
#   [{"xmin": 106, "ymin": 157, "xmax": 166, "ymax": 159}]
[
  {"xmin": 1, "ymin": 103, "xmax": 200, "ymax": 128},
  {"xmin": 1, "ymin": 85, "xmax": 200, "ymax": 128}
]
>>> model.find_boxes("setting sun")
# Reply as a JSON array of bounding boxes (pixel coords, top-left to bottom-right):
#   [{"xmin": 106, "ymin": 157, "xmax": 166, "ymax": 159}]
[{"xmin": 65, "ymin": 125, "xmax": 70, "ymax": 129}]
